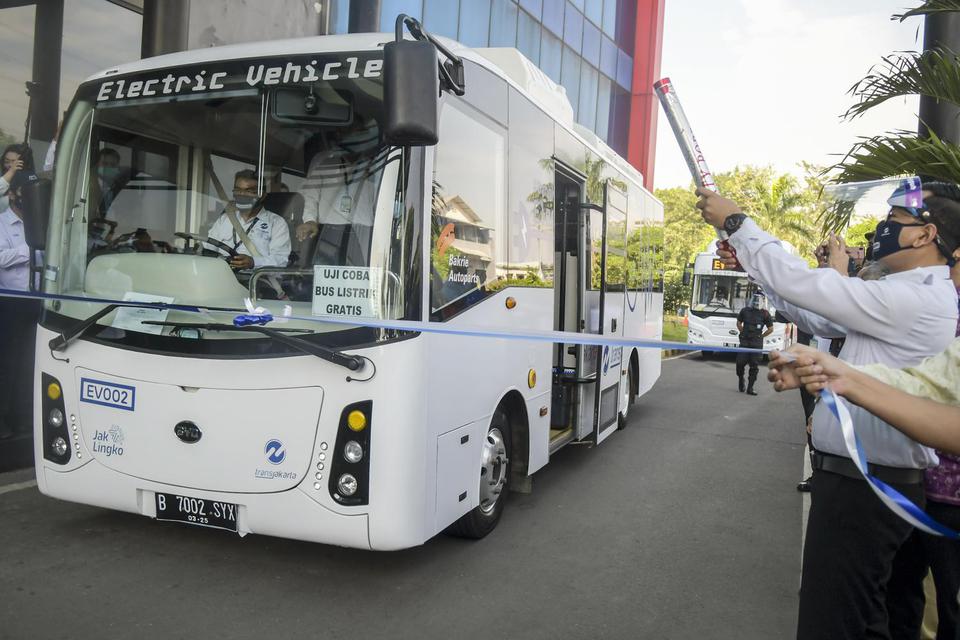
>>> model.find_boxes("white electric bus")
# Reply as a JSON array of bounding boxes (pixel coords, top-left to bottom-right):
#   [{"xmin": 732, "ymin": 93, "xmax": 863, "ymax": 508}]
[
  {"xmin": 683, "ymin": 240, "xmax": 790, "ymax": 355},
  {"xmin": 25, "ymin": 21, "xmax": 664, "ymax": 550}
]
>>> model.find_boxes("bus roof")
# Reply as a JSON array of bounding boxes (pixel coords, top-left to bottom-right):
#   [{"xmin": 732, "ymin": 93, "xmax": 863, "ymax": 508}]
[{"xmin": 83, "ymin": 32, "xmax": 650, "ymax": 195}]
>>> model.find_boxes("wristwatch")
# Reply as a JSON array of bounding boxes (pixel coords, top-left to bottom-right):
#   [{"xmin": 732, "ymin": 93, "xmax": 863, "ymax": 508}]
[{"xmin": 723, "ymin": 213, "xmax": 748, "ymax": 235}]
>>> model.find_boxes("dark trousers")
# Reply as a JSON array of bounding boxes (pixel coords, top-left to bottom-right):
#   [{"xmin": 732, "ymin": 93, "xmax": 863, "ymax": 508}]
[
  {"xmin": 798, "ymin": 468, "xmax": 926, "ymax": 640},
  {"xmin": 0, "ymin": 298, "xmax": 39, "ymax": 437},
  {"xmin": 886, "ymin": 500, "xmax": 960, "ymax": 640},
  {"xmin": 736, "ymin": 340, "xmax": 761, "ymax": 387}
]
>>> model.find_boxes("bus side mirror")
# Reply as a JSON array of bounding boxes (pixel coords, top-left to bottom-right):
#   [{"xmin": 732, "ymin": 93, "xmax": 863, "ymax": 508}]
[
  {"xmin": 383, "ymin": 39, "xmax": 440, "ymax": 146},
  {"xmin": 20, "ymin": 177, "xmax": 51, "ymax": 251},
  {"xmin": 681, "ymin": 268, "xmax": 691, "ymax": 286}
]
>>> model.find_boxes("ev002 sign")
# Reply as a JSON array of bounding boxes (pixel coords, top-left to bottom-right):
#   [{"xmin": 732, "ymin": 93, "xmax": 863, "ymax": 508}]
[{"xmin": 80, "ymin": 378, "xmax": 136, "ymax": 411}]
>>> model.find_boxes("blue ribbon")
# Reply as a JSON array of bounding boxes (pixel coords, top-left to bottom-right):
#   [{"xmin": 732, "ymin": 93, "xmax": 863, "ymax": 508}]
[
  {"xmin": 820, "ymin": 389, "xmax": 960, "ymax": 539},
  {"xmin": 233, "ymin": 313, "xmax": 274, "ymax": 327},
  {"xmin": 0, "ymin": 287, "xmax": 767, "ymax": 356}
]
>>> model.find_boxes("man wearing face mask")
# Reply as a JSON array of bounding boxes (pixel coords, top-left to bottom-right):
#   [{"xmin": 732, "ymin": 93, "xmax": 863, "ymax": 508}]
[
  {"xmin": 735, "ymin": 293, "xmax": 774, "ymax": 396},
  {"xmin": 93, "ymin": 147, "xmax": 125, "ymax": 216},
  {"xmin": 204, "ymin": 169, "xmax": 291, "ymax": 271},
  {"xmin": 696, "ymin": 178, "xmax": 960, "ymax": 640}
]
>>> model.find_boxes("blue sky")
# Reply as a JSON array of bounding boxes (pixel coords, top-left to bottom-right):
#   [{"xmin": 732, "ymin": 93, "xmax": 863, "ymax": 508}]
[{"xmin": 652, "ymin": 0, "xmax": 925, "ymax": 189}]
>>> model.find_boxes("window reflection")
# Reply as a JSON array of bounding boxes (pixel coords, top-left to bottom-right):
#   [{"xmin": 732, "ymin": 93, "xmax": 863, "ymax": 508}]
[
  {"xmin": 423, "ymin": 0, "xmax": 460, "ymax": 38},
  {"xmin": 508, "ymin": 91, "xmax": 554, "ymax": 289},
  {"xmin": 517, "ymin": 11, "xmax": 542, "ymax": 64},
  {"xmin": 431, "ymin": 103, "xmax": 506, "ymax": 316}
]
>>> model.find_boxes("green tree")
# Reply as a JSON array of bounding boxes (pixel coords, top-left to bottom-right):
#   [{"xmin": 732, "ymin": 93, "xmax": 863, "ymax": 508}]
[
  {"xmin": 824, "ymin": 0, "xmax": 960, "ymax": 231},
  {"xmin": 845, "ymin": 217, "xmax": 882, "ymax": 248},
  {"xmin": 656, "ymin": 165, "xmax": 822, "ymax": 313}
]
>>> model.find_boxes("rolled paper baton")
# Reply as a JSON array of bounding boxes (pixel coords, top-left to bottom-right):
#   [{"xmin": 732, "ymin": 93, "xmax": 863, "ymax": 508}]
[{"xmin": 653, "ymin": 77, "xmax": 742, "ymax": 270}]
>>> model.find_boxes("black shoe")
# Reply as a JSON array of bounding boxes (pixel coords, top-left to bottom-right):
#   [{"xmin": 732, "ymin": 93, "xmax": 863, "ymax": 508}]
[
  {"xmin": 796, "ymin": 477, "xmax": 812, "ymax": 492},
  {"xmin": 738, "ymin": 379, "xmax": 745, "ymax": 392},
  {"xmin": 746, "ymin": 387, "xmax": 757, "ymax": 396}
]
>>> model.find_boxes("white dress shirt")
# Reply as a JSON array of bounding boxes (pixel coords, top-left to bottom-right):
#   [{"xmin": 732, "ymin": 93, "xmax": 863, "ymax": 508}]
[
  {"xmin": 301, "ymin": 153, "xmax": 378, "ymax": 227},
  {"xmin": 729, "ymin": 218, "xmax": 958, "ymax": 468},
  {"xmin": 0, "ymin": 207, "xmax": 32, "ymax": 291},
  {"xmin": 205, "ymin": 208, "xmax": 291, "ymax": 268}
]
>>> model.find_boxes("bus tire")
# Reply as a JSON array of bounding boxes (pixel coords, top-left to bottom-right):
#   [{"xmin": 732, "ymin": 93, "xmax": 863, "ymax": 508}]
[
  {"xmin": 617, "ymin": 364, "xmax": 636, "ymax": 430},
  {"xmin": 446, "ymin": 409, "xmax": 511, "ymax": 539}
]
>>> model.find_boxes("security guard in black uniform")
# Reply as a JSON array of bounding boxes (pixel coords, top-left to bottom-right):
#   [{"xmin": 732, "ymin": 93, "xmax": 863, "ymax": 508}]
[{"xmin": 736, "ymin": 293, "xmax": 773, "ymax": 395}]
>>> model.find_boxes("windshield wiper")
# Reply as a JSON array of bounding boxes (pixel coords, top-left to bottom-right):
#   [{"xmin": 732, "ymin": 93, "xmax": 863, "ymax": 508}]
[
  {"xmin": 49, "ymin": 301, "xmax": 237, "ymax": 353},
  {"xmin": 49, "ymin": 303, "xmax": 122, "ymax": 352},
  {"xmin": 143, "ymin": 321, "xmax": 363, "ymax": 371}
]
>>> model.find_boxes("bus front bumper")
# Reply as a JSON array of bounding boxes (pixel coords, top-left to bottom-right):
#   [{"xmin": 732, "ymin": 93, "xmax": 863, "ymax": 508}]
[{"xmin": 38, "ymin": 459, "xmax": 372, "ymax": 549}]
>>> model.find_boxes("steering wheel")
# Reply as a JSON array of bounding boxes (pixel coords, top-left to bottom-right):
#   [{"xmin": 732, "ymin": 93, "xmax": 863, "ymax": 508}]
[{"xmin": 175, "ymin": 232, "xmax": 239, "ymax": 259}]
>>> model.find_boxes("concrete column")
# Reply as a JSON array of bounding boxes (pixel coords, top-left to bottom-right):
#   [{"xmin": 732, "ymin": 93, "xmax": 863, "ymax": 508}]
[
  {"xmin": 919, "ymin": 11, "xmax": 960, "ymax": 144},
  {"xmin": 348, "ymin": 0, "xmax": 381, "ymax": 33},
  {"xmin": 141, "ymin": 0, "xmax": 190, "ymax": 59},
  {"xmin": 28, "ymin": 0, "xmax": 63, "ymax": 145},
  {"xmin": 626, "ymin": 0, "xmax": 665, "ymax": 192}
]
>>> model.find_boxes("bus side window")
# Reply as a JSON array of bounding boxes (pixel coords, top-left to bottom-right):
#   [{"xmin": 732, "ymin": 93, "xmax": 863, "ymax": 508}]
[{"xmin": 430, "ymin": 102, "xmax": 507, "ymax": 319}]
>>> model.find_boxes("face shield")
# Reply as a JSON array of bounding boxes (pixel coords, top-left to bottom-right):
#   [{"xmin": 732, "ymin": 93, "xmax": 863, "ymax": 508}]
[{"xmin": 822, "ymin": 176, "xmax": 927, "ymax": 264}]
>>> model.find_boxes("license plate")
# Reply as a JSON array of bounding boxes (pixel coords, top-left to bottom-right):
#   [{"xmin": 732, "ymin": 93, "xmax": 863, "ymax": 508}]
[
  {"xmin": 155, "ymin": 492, "xmax": 238, "ymax": 532},
  {"xmin": 724, "ymin": 342, "xmax": 738, "ymax": 348}
]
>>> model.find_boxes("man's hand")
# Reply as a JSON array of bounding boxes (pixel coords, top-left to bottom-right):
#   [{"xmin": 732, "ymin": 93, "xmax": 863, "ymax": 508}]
[
  {"xmin": 767, "ymin": 349, "xmax": 807, "ymax": 392},
  {"xmin": 825, "ymin": 232, "xmax": 849, "ymax": 276},
  {"xmin": 695, "ymin": 188, "xmax": 742, "ymax": 229},
  {"xmin": 296, "ymin": 221, "xmax": 319, "ymax": 242},
  {"xmin": 229, "ymin": 254, "xmax": 254, "ymax": 270},
  {"xmin": 716, "ymin": 245, "xmax": 739, "ymax": 269}
]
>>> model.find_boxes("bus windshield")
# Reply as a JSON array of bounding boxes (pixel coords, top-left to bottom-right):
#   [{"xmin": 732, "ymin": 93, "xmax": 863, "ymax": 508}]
[
  {"xmin": 690, "ymin": 274, "xmax": 753, "ymax": 318},
  {"xmin": 43, "ymin": 53, "xmax": 422, "ymax": 352}
]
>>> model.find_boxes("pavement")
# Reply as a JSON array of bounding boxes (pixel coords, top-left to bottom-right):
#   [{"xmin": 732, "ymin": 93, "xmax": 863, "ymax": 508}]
[{"xmin": 0, "ymin": 354, "xmax": 806, "ymax": 640}]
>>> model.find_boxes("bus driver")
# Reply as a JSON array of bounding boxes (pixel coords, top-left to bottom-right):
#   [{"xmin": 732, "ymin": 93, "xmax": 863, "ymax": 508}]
[{"xmin": 205, "ymin": 169, "xmax": 291, "ymax": 270}]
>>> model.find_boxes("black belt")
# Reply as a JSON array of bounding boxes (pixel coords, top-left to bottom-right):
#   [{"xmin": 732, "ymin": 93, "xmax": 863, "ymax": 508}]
[{"xmin": 811, "ymin": 451, "xmax": 924, "ymax": 485}]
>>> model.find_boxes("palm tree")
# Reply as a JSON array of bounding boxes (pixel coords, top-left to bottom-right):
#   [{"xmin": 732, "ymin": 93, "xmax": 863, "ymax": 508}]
[{"xmin": 823, "ymin": 0, "xmax": 960, "ymax": 232}]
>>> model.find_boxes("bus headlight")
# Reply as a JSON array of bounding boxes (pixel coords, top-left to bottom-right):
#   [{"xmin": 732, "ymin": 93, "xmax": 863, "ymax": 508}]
[
  {"xmin": 338, "ymin": 474, "xmax": 358, "ymax": 496},
  {"xmin": 52, "ymin": 436, "xmax": 68, "ymax": 457},
  {"xmin": 48, "ymin": 408, "xmax": 64, "ymax": 428},
  {"xmin": 343, "ymin": 440, "xmax": 363, "ymax": 463}
]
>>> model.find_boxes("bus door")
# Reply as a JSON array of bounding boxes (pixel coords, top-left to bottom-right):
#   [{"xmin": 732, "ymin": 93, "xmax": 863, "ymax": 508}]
[
  {"xmin": 550, "ymin": 169, "xmax": 586, "ymax": 447},
  {"xmin": 596, "ymin": 184, "xmax": 627, "ymax": 443},
  {"xmin": 590, "ymin": 182, "xmax": 626, "ymax": 444}
]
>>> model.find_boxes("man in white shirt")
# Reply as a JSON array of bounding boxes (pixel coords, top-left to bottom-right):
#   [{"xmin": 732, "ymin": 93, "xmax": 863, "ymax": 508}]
[
  {"xmin": 294, "ymin": 120, "xmax": 383, "ymax": 263},
  {"xmin": 697, "ymin": 180, "xmax": 960, "ymax": 640},
  {"xmin": 205, "ymin": 170, "xmax": 291, "ymax": 270}
]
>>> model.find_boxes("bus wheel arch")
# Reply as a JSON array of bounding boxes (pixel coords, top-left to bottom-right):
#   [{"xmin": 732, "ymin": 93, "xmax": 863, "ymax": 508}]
[{"xmin": 446, "ymin": 392, "xmax": 528, "ymax": 539}]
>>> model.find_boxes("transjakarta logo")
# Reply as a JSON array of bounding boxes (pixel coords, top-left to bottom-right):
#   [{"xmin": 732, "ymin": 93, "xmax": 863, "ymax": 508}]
[
  {"xmin": 256, "ymin": 440, "xmax": 297, "ymax": 480},
  {"xmin": 96, "ymin": 56, "xmax": 383, "ymax": 103},
  {"xmin": 264, "ymin": 439, "xmax": 286, "ymax": 465}
]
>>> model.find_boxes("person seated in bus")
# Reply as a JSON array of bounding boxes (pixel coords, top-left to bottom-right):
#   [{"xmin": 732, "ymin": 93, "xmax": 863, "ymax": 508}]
[
  {"xmin": 204, "ymin": 169, "xmax": 291, "ymax": 270},
  {"xmin": 706, "ymin": 285, "xmax": 730, "ymax": 310},
  {"xmin": 295, "ymin": 118, "xmax": 380, "ymax": 263},
  {"xmin": 91, "ymin": 147, "xmax": 133, "ymax": 217}
]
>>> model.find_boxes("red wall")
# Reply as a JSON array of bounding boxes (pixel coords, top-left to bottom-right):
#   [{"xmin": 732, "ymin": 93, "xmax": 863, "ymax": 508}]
[{"xmin": 627, "ymin": 0, "xmax": 665, "ymax": 192}]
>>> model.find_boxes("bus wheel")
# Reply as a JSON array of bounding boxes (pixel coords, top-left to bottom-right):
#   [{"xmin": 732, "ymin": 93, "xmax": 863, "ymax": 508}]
[
  {"xmin": 617, "ymin": 366, "xmax": 635, "ymax": 430},
  {"xmin": 447, "ymin": 410, "xmax": 511, "ymax": 539}
]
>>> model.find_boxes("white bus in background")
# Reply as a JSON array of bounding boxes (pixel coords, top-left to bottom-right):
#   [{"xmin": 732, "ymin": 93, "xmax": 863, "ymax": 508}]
[
  {"xmin": 683, "ymin": 240, "xmax": 791, "ymax": 356},
  {"xmin": 23, "ymin": 22, "xmax": 664, "ymax": 550}
]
